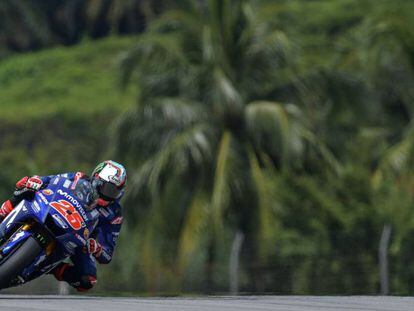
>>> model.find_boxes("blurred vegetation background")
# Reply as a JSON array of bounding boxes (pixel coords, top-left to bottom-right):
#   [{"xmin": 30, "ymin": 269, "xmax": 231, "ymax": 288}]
[{"xmin": 1, "ymin": 0, "xmax": 414, "ymax": 296}]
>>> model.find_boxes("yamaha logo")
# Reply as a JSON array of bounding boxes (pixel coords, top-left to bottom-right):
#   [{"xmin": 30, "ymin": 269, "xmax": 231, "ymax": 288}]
[{"xmin": 42, "ymin": 189, "xmax": 54, "ymax": 196}]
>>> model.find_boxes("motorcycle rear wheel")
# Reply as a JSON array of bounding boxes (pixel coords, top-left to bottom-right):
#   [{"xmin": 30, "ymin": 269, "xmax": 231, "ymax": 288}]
[{"xmin": 0, "ymin": 236, "xmax": 42, "ymax": 289}]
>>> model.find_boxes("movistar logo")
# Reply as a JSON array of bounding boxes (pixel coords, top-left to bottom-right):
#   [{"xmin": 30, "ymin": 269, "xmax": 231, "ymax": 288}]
[{"xmin": 57, "ymin": 189, "xmax": 81, "ymax": 208}]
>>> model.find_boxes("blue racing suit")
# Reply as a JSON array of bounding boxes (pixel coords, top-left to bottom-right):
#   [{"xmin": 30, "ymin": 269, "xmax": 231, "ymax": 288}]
[{"xmin": 42, "ymin": 172, "xmax": 124, "ymax": 291}]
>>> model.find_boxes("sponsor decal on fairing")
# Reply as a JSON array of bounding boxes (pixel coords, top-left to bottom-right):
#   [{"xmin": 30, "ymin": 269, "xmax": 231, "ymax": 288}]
[
  {"xmin": 52, "ymin": 214, "xmax": 68, "ymax": 229},
  {"xmin": 38, "ymin": 193, "xmax": 49, "ymax": 205},
  {"xmin": 83, "ymin": 228, "xmax": 90, "ymax": 239},
  {"xmin": 11, "ymin": 231, "xmax": 25, "ymax": 242},
  {"xmin": 75, "ymin": 233, "xmax": 86, "ymax": 245},
  {"xmin": 63, "ymin": 179, "xmax": 71, "ymax": 188},
  {"xmin": 32, "ymin": 201, "xmax": 41, "ymax": 213},
  {"xmin": 42, "ymin": 189, "xmax": 54, "ymax": 196}
]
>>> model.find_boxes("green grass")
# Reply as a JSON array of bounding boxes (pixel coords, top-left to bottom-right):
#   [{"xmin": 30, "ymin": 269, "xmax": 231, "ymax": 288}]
[{"xmin": 0, "ymin": 36, "xmax": 137, "ymax": 121}]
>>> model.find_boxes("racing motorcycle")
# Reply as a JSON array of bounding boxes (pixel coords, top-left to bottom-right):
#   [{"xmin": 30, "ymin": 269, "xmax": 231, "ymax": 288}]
[{"xmin": 0, "ymin": 176, "xmax": 99, "ymax": 289}]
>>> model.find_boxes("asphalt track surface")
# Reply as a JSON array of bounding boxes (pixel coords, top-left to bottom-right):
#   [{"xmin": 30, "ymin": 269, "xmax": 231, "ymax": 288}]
[{"xmin": 1, "ymin": 295, "xmax": 414, "ymax": 311}]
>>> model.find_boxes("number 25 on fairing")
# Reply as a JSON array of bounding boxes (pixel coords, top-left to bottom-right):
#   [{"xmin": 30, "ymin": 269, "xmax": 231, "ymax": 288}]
[{"xmin": 50, "ymin": 200, "xmax": 85, "ymax": 230}]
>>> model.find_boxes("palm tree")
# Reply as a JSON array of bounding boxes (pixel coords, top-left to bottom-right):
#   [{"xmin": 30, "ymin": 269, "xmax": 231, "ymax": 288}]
[
  {"xmin": 114, "ymin": 0, "xmax": 339, "ymax": 292},
  {"xmin": 349, "ymin": 5, "xmax": 414, "ymax": 294}
]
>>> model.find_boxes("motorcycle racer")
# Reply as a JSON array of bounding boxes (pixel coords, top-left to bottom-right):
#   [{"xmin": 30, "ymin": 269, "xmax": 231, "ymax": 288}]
[{"xmin": 0, "ymin": 160, "xmax": 127, "ymax": 292}]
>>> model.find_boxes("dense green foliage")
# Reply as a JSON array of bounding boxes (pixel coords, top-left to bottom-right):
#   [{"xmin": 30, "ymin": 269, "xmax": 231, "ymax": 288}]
[
  {"xmin": 2, "ymin": 0, "xmax": 414, "ymax": 296},
  {"xmin": 112, "ymin": 0, "xmax": 414, "ymax": 295}
]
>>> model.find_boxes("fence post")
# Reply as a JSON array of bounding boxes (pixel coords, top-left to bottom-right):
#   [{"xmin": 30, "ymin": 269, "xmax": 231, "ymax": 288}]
[
  {"xmin": 229, "ymin": 231, "xmax": 244, "ymax": 295},
  {"xmin": 379, "ymin": 224, "xmax": 392, "ymax": 295},
  {"xmin": 58, "ymin": 281, "xmax": 69, "ymax": 295}
]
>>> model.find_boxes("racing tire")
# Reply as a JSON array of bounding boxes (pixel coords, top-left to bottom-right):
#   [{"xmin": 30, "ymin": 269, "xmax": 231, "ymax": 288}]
[{"xmin": 0, "ymin": 237, "xmax": 42, "ymax": 290}]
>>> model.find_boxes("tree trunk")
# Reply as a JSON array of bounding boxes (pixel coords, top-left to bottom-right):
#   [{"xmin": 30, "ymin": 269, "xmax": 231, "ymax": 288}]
[
  {"xmin": 379, "ymin": 224, "xmax": 392, "ymax": 295},
  {"xmin": 204, "ymin": 236, "xmax": 215, "ymax": 294}
]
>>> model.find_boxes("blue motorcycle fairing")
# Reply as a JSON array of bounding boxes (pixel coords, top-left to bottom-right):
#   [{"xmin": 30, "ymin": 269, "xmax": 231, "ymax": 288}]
[
  {"xmin": 0, "ymin": 199, "xmax": 46, "ymax": 239},
  {"xmin": 1, "ymin": 228, "xmax": 31, "ymax": 256},
  {"xmin": 0, "ymin": 177, "xmax": 99, "ymax": 284}
]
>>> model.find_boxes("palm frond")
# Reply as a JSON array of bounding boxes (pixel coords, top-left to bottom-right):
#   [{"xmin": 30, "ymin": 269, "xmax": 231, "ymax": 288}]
[
  {"xmin": 300, "ymin": 128, "xmax": 343, "ymax": 175},
  {"xmin": 208, "ymin": 67, "xmax": 244, "ymax": 122},
  {"xmin": 373, "ymin": 123, "xmax": 414, "ymax": 188},
  {"xmin": 113, "ymin": 97, "xmax": 210, "ymax": 157},
  {"xmin": 251, "ymin": 29, "xmax": 294, "ymax": 63},
  {"xmin": 245, "ymin": 101, "xmax": 292, "ymax": 166},
  {"xmin": 118, "ymin": 32, "xmax": 189, "ymax": 88},
  {"xmin": 129, "ymin": 122, "xmax": 216, "ymax": 198},
  {"xmin": 148, "ymin": 8, "xmax": 202, "ymax": 34}
]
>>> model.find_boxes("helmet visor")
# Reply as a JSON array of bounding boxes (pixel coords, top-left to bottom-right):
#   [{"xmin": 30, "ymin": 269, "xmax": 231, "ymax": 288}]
[{"xmin": 99, "ymin": 181, "xmax": 123, "ymax": 201}]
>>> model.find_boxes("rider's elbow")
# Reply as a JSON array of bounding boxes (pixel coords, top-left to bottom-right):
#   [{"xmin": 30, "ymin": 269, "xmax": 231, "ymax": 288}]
[
  {"xmin": 96, "ymin": 252, "xmax": 112, "ymax": 264},
  {"xmin": 97, "ymin": 257, "xmax": 112, "ymax": 264}
]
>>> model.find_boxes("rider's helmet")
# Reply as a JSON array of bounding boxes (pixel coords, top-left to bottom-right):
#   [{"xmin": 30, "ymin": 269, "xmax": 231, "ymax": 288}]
[{"xmin": 91, "ymin": 160, "xmax": 127, "ymax": 207}]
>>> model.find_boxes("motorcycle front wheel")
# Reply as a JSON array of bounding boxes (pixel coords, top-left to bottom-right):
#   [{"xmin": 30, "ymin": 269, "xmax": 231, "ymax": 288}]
[{"xmin": 0, "ymin": 236, "xmax": 42, "ymax": 289}]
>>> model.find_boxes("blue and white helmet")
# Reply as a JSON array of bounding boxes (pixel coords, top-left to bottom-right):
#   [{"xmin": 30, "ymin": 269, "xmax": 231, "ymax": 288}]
[{"xmin": 91, "ymin": 160, "xmax": 127, "ymax": 204}]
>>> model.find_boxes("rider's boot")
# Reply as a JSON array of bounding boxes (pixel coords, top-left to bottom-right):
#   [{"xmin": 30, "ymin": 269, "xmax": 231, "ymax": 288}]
[{"xmin": 51, "ymin": 262, "xmax": 97, "ymax": 292}]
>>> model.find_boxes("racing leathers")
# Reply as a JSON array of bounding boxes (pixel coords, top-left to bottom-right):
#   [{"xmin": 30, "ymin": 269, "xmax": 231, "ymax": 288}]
[{"xmin": 0, "ymin": 172, "xmax": 124, "ymax": 292}]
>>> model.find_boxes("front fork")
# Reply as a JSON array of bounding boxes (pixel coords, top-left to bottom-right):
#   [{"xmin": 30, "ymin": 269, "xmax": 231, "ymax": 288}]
[
  {"xmin": 26, "ymin": 222, "xmax": 57, "ymax": 256},
  {"xmin": 0, "ymin": 221, "xmax": 57, "ymax": 287},
  {"xmin": 0, "ymin": 221, "xmax": 56, "ymax": 262}
]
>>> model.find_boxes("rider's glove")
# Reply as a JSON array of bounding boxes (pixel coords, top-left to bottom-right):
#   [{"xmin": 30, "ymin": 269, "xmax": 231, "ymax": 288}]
[
  {"xmin": 15, "ymin": 176, "xmax": 43, "ymax": 191},
  {"xmin": 11, "ymin": 176, "xmax": 43, "ymax": 204},
  {"xmin": 26, "ymin": 176, "xmax": 43, "ymax": 191},
  {"xmin": 15, "ymin": 176, "xmax": 29, "ymax": 190},
  {"xmin": 86, "ymin": 238, "xmax": 103, "ymax": 257},
  {"xmin": 12, "ymin": 175, "xmax": 43, "ymax": 205}
]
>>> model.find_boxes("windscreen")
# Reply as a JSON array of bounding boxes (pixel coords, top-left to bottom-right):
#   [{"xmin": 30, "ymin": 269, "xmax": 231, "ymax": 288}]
[{"xmin": 73, "ymin": 179, "xmax": 98, "ymax": 209}]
